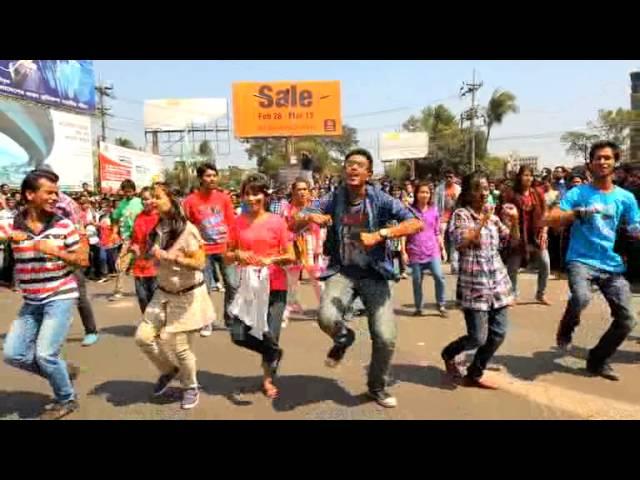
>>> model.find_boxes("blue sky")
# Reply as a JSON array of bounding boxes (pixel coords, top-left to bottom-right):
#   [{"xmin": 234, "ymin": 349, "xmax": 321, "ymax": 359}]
[{"xmin": 93, "ymin": 60, "xmax": 640, "ymax": 171}]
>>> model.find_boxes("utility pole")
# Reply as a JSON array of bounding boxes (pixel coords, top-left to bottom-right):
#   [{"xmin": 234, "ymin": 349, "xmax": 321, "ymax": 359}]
[
  {"xmin": 460, "ymin": 69, "xmax": 483, "ymax": 171},
  {"xmin": 95, "ymin": 80, "xmax": 114, "ymax": 142}
]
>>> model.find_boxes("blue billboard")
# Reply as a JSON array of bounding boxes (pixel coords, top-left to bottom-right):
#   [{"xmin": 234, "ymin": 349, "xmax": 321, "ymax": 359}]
[{"xmin": 0, "ymin": 60, "xmax": 95, "ymax": 113}]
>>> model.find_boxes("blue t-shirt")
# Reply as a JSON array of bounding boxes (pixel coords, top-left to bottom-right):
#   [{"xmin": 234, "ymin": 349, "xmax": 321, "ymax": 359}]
[{"xmin": 560, "ymin": 184, "xmax": 640, "ymax": 272}]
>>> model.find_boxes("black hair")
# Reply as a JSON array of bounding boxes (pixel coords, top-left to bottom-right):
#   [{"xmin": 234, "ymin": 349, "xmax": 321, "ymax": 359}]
[
  {"xmin": 513, "ymin": 165, "xmax": 535, "ymax": 194},
  {"xmin": 241, "ymin": 172, "xmax": 271, "ymax": 200},
  {"xmin": 196, "ymin": 162, "xmax": 218, "ymax": 179},
  {"xmin": 345, "ymin": 148, "xmax": 374, "ymax": 173},
  {"xmin": 120, "ymin": 179, "xmax": 136, "ymax": 191},
  {"xmin": 21, "ymin": 169, "xmax": 59, "ymax": 203},
  {"xmin": 148, "ymin": 183, "xmax": 188, "ymax": 251},
  {"xmin": 0, "ymin": 184, "xmax": 8, "ymax": 189},
  {"xmin": 443, "ymin": 168, "xmax": 455, "ymax": 176},
  {"xmin": 589, "ymin": 140, "xmax": 621, "ymax": 163},
  {"xmin": 412, "ymin": 180, "xmax": 434, "ymax": 208},
  {"xmin": 456, "ymin": 172, "xmax": 488, "ymax": 209},
  {"xmin": 291, "ymin": 176, "xmax": 310, "ymax": 192},
  {"xmin": 140, "ymin": 186, "xmax": 152, "ymax": 196}
]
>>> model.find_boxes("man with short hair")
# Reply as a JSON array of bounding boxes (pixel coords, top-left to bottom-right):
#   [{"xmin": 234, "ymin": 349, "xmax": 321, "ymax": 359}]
[
  {"xmin": 435, "ymin": 169, "xmax": 461, "ymax": 274},
  {"xmin": 552, "ymin": 166, "xmax": 568, "ymax": 199},
  {"xmin": 0, "ymin": 183, "xmax": 10, "ymax": 209},
  {"xmin": 2, "ymin": 169, "xmax": 88, "ymax": 419},
  {"xmin": 546, "ymin": 141, "xmax": 640, "ymax": 381},
  {"xmin": 182, "ymin": 163, "xmax": 237, "ymax": 335},
  {"xmin": 306, "ymin": 148, "xmax": 423, "ymax": 408},
  {"xmin": 109, "ymin": 179, "xmax": 143, "ymax": 301}
]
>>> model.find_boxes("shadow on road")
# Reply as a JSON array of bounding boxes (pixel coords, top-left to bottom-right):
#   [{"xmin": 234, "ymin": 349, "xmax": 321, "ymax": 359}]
[
  {"xmin": 101, "ymin": 325, "xmax": 137, "ymax": 337},
  {"xmin": 91, "ymin": 292, "xmax": 137, "ymax": 300},
  {"xmin": 492, "ymin": 349, "xmax": 599, "ymax": 381},
  {"xmin": 394, "ymin": 309, "xmax": 442, "ymax": 318},
  {"xmin": 391, "ymin": 364, "xmax": 458, "ymax": 391},
  {"xmin": 197, "ymin": 371, "xmax": 365, "ymax": 412},
  {"xmin": 0, "ymin": 390, "xmax": 51, "ymax": 419},
  {"xmin": 89, "ymin": 380, "xmax": 178, "ymax": 407}
]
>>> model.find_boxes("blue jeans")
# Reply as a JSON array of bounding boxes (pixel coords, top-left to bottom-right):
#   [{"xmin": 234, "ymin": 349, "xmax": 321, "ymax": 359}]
[
  {"xmin": 410, "ymin": 259, "xmax": 446, "ymax": 309},
  {"xmin": 318, "ymin": 272, "xmax": 396, "ymax": 392},
  {"xmin": 442, "ymin": 307, "xmax": 508, "ymax": 379},
  {"xmin": 134, "ymin": 276, "xmax": 158, "ymax": 313},
  {"xmin": 506, "ymin": 248, "xmax": 550, "ymax": 298},
  {"xmin": 4, "ymin": 298, "xmax": 77, "ymax": 403},
  {"xmin": 558, "ymin": 262, "xmax": 637, "ymax": 365},
  {"xmin": 204, "ymin": 253, "xmax": 238, "ymax": 326}
]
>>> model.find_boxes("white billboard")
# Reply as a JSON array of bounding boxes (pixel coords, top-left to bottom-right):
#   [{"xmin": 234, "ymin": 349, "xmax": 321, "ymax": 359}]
[
  {"xmin": 144, "ymin": 98, "xmax": 227, "ymax": 131},
  {"xmin": 99, "ymin": 142, "xmax": 165, "ymax": 194},
  {"xmin": 379, "ymin": 132, "xmax": 429, "ymax": 161},
  {"xmin": 0, "ymin": 98, "xmax": 93, "ymax": 190}
]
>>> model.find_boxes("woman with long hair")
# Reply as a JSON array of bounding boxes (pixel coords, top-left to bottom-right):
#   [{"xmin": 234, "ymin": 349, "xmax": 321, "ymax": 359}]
[
  {"xmin": 224, "ymin": 173, "xmax": 295, "ymax": 399},
  {"xmin": 134, "ymin": 182, "xmax": 215, "ymax": 410},
  {"xmin": 441, "ymin": 172, "xmax": 519, "ymax": 389},
  {"xmin": 500, "ymin": 165, "xmax": 551, "ymax": 304},
  {"xmin": 405, "ymin": 181, "xmax": 447, "ymax": 317}
]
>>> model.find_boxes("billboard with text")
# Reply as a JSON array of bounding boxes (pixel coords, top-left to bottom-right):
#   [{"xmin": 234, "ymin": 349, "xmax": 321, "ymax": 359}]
[
  {"xmin": 144, "ymin": 98, "xmax": 227, "ymax": 131},
  {"xmin": 0, "ymin": 60, "xmax": 95, "ymax": 113},
  {"xmin": 99, "ymin": 142, "xmax": 165, "ymax": 193},
  {"xmin": 232, "ymin": 81, "xmax": 342, "ymax": 138},
  {"xmin": 0, "ymin": 98, "xmax": 93, "ymax": 190},
  {"xmin": 379, "ymin": 132, "xmax": 429, "ymax": 161}
]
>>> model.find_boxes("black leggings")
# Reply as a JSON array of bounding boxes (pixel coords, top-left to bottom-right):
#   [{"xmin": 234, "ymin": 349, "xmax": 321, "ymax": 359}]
[{"xmin": 230, "ymin": 290, "xmax": 287, "ymax": 366}]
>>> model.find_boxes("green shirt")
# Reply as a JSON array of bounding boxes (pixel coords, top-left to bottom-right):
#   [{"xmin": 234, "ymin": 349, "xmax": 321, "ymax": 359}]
[{"xmin": 111, "ymin": 197, "xmax": 143, "ymax": 240}]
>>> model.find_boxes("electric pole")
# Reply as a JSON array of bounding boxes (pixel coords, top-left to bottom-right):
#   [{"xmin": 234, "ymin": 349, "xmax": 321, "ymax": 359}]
[
  {"xmin": 95, "ymin": 80, "xmax": 114, "ymax": 142},
  {"xmin": 460, "ymin": 69, "xmax": 483, "ymax": 171}
]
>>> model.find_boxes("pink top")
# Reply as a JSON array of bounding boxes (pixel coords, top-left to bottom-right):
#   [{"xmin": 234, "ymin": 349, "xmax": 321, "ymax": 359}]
[{"xmin": 230, "ymin": 213, "xmax": 291, "ymax": 291}]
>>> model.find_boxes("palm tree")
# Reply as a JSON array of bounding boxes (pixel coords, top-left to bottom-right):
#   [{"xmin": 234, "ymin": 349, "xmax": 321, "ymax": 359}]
[
  {"xmin": 115, "ymin": 137, "xmax": 136, "ymax": 149},
  {"xmin": 484, "ymin": 89, "xmax": 519, "ymax": 152}
]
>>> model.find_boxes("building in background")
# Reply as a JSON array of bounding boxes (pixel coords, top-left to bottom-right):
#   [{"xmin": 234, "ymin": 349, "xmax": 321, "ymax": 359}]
[
  {"xmin": 505, "ymin": 155, "xmax": 539, "ymax": 173},
  {"xmin": 631, "ymin": 71, "xmax": 640, "ymax": 163}
]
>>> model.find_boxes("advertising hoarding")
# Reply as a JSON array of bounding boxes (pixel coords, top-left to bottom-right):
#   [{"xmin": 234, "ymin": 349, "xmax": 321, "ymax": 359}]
[
  {"xmin": 144, "ymin": 98, "xmax": 227, "ymax": 131},
  {"xmin": 0, "ymin": 60, "xmax": 96, "ymax": 113},
  {"xmin": 0, "ymin": 98, "xmax": 93, "ymax": 190},
  {"xmin": 99, "ymin": 142, "xmax": 165, "ymax": 193},
  {"xmin": 379, "ymin": 132, "xmax": 429, "ymax": 161},
  {"xmin": 232, "ymin": 81, "xmax": 342, "ymax": 138}
]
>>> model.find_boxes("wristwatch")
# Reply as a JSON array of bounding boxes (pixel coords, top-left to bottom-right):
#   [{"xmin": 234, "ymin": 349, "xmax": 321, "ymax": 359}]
[{"xmin": 379, "ymin": 228, "xmax": 391, "ymax": 239}]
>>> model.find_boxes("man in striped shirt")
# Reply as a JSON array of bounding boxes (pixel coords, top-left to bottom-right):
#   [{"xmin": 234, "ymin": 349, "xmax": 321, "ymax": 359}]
[{"xmin": 2, "ymin": 170, "xmax": 88, "ymax": 420}]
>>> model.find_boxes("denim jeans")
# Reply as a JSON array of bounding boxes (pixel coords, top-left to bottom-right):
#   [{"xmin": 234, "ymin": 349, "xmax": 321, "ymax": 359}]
[
  {"xmin": 4, "ymin": 298, "xmax": 77, "ymax": 403},
  {"xmin": 134, "ymin": 276, "xmax": 158, "ymax": 313},
  {"xmin": 558, "ymin": 262, "xmax": 637, "ymax": 366},
  {"xmin": 204, "ymin": 253, "xmax": 238, "ymax": 326},
  {"xmin": 442, "ymin": 223, "xmax": 459, "ymax": 272},
  {"xmin": 74, "ymin": 270, "xmax": 97, "ymax": 335},
  {"xmin": 230, "ymin": 290, "xmax": 287, "ymax": 366},
  {"xmin": 442, "ymin": 307, "xmax": 508, "ymax": 379},
  {"xmin": 506, "ymin": 248, "xmax": 550, "ymax": 298},
  {"xmin": 318, "ymin": 272, "xmax": 396, "ymax": 392},
  {"xmin": 410, "ymin": 259, "xmax": 446, "ymax": 309}
]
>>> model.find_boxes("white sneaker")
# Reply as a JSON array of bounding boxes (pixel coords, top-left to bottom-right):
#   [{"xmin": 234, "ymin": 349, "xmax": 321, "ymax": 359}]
[
  {"xmin": 200, "ymin": 324, "xmax": 213, "ymax": 337},
  {"xmin": 281, "ymin": 308, "xmax": 290, "ymax": 329},
  {"xmin": 216, "ymin": 282, "xmax": 225, "ymax": 292},
  {"xmin": 108, "ymin": 293, "xmax": 123, "ymax": 302}
]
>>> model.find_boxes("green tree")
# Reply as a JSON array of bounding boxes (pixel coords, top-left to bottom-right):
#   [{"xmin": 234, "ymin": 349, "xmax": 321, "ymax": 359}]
[
  {"xmin": 484, "ymin": 89, "xmax": 519, "ymax": 151},
  {"xmin": 384, "ymin": 161, "xmax": 410, "ymax": 182},
  {"xmin": 197, "ymin": 140, "xmax": 215, "ymax": 164},
  {"xmin": 560, "ymin": 131, "xmax": 600, "ymax": 161},
  {"xmin": 115, "ymin": 137, "xmax": 136, "ymax": 149}
]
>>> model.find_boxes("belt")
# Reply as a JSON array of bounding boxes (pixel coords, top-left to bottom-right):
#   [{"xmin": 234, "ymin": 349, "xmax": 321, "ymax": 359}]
[{"xmin": 158, "ymin": 281, "xmax": 205, "ymax": 296}]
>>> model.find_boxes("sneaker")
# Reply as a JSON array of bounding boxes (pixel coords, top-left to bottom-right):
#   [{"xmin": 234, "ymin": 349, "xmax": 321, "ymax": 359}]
[
  {"xmin": 586, "ymin": 360, "xmax": 620, "ymax": 381},
  {"xmin": 367, "ymin": 389, "xmax": 398, "ymax": 408},
  {"xmin": 442, "ymin": 355, "xmax": 464, "ymax": 380},
  {"xmin": 81, "ymin": 333, "xmax": 99, "ymax": 347},
  {"xmin": 199, "ymin": 324, "xmax": 213, "ymax": 337},
  {"xmin": 536, "ymin": 294, "xmax": 552, "ymax": 306},
  {"xmin": 97, "ymin": 277, "xmax": 109, "ymax": 284},
  {"xmin": 281, "ymin": 310, "xmax": 290, "ymax": 329},
  {"xmin": 461, "ymin": 375, "xmax": 498, "ymax": 390},
  {"xmin": 438, "ymin": 305, "xmax": 448, "ymax": 317},
  {"xmin": 153, "ymin": 368, "xmax": 179, "ymax": 397},
  {"xmin": 108, "ymin": 293, "xmax": 123, "ymax": 302},
  {"xmin": 216, "ymin": 282, "xmax": 225, "ymax": 292},
  {"xmin": 412, "ymin": 310, "xmax": 423, "ymax": 317},
  {"xmin": 400, "ymin": 273, "xmax": 409, "ymax": 279},
  {"xmin": 40, "ymin": 399, "xmax": 79, "ymax": 420},
  {"xmin": 325, "ymin": 328, "xmax": 356, "ymax": 368},
  {"xmin": 181, "ymin": 388, "xmax": 200, "ymax": 410}
]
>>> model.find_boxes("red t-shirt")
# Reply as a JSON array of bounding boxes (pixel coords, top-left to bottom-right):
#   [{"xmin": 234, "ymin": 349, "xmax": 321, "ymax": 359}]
[
  {"xmin": 230, "ymin": 213, "xmax": 291, "ymax": 291},
  {"xmin": 182, "ymin": 190, "xmax": 236, "ymax": 255},
  {"xmin": 130, "ymin": 209, "xmax": 160, "ymax": 277}
]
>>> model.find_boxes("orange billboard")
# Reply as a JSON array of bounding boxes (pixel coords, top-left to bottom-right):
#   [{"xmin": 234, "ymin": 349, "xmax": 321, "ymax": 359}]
[{"xmin": 232, "ymin": 81, "xmax": 342, "ymax": 138}]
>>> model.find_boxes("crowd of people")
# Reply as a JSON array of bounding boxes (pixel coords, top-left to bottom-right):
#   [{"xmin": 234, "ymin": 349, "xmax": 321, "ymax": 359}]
[{"xmin": 0, "ymin": 140, "xmax": 639, "ymax": 419}]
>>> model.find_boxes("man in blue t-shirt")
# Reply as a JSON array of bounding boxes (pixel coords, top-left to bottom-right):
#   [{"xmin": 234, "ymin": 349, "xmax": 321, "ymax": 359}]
[{"xmin": 546, "ymin": 141, "xmax": 640, "ymax": 381}]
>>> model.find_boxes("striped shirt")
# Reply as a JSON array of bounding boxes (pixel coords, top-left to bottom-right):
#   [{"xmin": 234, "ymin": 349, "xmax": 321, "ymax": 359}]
[
  {"xmin": 10, "ymin": 213, "xmax": 80, "ymax": 304},
  {"xmin": 450, "ymin": 207, "xmax": 513, "ymax": 311}
]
